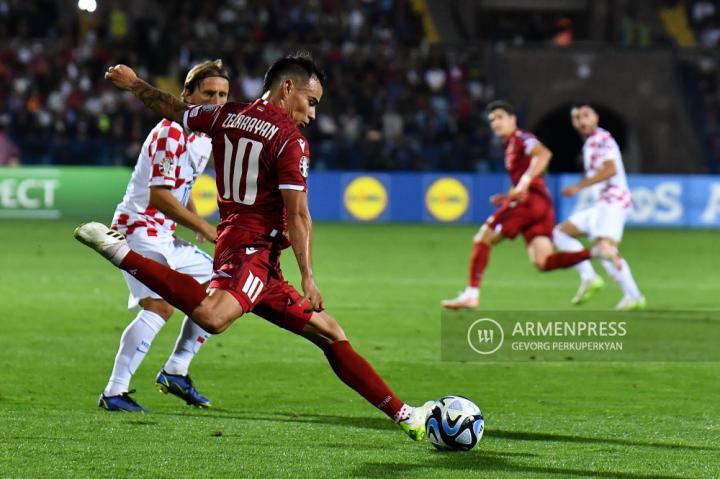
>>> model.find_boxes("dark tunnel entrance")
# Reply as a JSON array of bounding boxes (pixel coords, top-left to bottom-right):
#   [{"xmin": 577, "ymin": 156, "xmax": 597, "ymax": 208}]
[{"xmin": 533, "ymin": 103, "xmax": 628, "ymax": 173}]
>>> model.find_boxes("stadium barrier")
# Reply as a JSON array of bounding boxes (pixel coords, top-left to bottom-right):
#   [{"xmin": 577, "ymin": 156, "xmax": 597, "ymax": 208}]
[
  {"xmin": 0, "ymin": 167, "xmax": 130, "ymax": 220},
  {"xmin": 2, "ymin": 167, "xmax": 719, "ymax": 227}
]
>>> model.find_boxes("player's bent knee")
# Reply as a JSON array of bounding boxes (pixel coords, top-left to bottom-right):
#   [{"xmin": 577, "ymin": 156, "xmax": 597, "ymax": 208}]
[
  {"xmin": 596, "ymin": 237, "xmax": 617, "ymax": 248},
  {"xmin": 190, "ymin": 289, "xmax": 245, "ymax": 334},
  {"xmin": 140, "ymin": 299, "xmax": 174, "ymax": 321},
  {"xmin": 326, "ymin": 318, "xmax": 347, "ymax": 343},
  {"xmin": 303, "ymin": 312, "xmax": 347, "ymax": 348},
  {"xmin": 191, "ymin": 304, "xmax": 231, "ymax": 335},
  {"xmin": 473, "ymin": 225, "xmax": 494, "ymax": 245}
]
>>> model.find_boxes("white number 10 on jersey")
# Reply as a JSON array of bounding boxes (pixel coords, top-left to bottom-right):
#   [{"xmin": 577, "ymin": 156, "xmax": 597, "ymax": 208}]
[{"xmin": 223, "ymin": 135, "xmax": 263, "ymax": 205}]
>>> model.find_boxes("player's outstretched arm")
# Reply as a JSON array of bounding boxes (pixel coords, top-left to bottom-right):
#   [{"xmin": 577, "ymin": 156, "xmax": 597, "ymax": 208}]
[
  {"xmin": 513, "ymin": 142, "xmax": 553, "ymax": 196},
  {"xmin": 562, "ymin": 159, "xmax": 617, "ymax": 196},
  {"xmin": 105, "ymin": 64, "xmax": 187, "ymax": 124},
  {"xmin": 281, "ymin": 189, "xmax": 324, "ymax": 312},
  {"xmin": 149, "ymin": 186, "xmax": 217, "ymax": 242}
]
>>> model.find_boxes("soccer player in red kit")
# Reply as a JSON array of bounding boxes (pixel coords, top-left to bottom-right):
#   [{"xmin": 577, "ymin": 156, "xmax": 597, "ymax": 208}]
[
  {"xmin": 75, "ymin": 54, "xmax": 434, "ymax": 441},
  {"xmin": 442, "ymin": 101, "xmax": 620, "ymax": 309}
]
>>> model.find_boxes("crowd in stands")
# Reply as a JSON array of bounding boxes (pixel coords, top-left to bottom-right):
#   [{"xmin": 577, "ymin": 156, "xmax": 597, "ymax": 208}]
[
  {"xmin": 0, "ymin": 0, "xmax": 499, "ymax": 171},
  {"xmin": 1, "ymin": 0, "xmax": 718, "ymax": 171},
  {"xmin": 685, "ymin": 0, "xmax": 720, "ymax": 171}
]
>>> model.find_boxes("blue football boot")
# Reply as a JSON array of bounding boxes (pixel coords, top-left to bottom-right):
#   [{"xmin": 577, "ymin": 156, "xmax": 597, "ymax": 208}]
[
  {"xmin": 155, "ymin": 370, "xmax": 211, "ymax": 408},
  {"xmin": 98, "ymin": 390, "xmax": 147, "ymax": 412}
]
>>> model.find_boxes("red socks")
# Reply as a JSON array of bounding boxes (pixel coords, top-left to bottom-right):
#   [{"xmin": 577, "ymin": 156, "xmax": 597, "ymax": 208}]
[
  {"xmin": 543, "ymin": 249, "xmax": 591, "ymax": 271},
  {"xmin": 324, "ymin": 340, "xmax": 404, "ymax": 420},
  {"xmin": 469, "ymin": 243, "xmax": 490, "ymax": 288},
  {"xmin": 119, "ymin": 251, "xmax": 208, "ymax": 315}
]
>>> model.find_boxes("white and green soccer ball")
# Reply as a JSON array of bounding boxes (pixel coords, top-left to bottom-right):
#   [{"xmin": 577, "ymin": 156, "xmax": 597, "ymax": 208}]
[{"xmin": 425, "ymin": 395, "xmax": 484, "ymax": 451}]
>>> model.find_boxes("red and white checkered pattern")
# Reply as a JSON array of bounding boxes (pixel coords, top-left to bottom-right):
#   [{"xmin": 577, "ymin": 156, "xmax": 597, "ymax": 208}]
[
  {"xmin": 112, "ymin": 119, "xmax": 212, "ymax": 238},
  {"xmin": 149, "ymin": 120, "xmax": 186, "ymax": 187},
  {"xmin": 583, "ymin": 128, "xmax": 631, "ymax": 210}
]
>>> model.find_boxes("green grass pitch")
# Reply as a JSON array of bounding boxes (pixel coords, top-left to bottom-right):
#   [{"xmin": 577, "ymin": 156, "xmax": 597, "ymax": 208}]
[{"xmin": 1, "ymin": 221, "xmax": 718, "ymax": 478}]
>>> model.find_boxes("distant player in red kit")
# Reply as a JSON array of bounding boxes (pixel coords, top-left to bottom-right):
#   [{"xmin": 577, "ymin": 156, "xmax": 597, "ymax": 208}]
[
  {"xmin": 75, "ymin": 53, "xmax": 434, "ymax": 441},
  {"xmin": 442, "ymin": 101, "xmax": 620, "ymax": 309}
]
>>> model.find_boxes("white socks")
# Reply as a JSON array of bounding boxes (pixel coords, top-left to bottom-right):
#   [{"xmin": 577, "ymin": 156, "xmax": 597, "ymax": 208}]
[
  {"xmin": 553, "ymin": 228, "xmax": 642, "ymax": 299},
  {"xmin": 553, "ymin": 229, "xmax": 597, "ymax": 282},
  {"xmin": 393, "ymin": 404, "xmax": 413, "ymax": 423},
  {"xmin": 104, "ymin": 309, "xmax": 165, "ymax": 397},
  {"xmin": 602, "ymin": 258, "xmax": 642, "ymax": 299},
  {"xmin": 163, "ymin": 316, "xmax": 211, "ymax": 376},
  {"xmin": 103, "ymin": 311, "xmax": 212, "ymax": 397}
]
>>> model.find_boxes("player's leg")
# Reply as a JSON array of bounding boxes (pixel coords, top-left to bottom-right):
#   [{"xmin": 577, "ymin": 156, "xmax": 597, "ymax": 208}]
[
  {"xmin": 593, "ymin": 206, "xmax": 645, "ymax": 310},
  {"xmin": 157, "ymin": 239, "xmax": 215, "ymax": 407},
  {"xmin": 527, "ymin": 203, "xmax": 622, "ymax": 273},
  {"xmin": 530, "ymin": 236, "xmax": 619, "ymax": 271},
  {"xmin": 98, "ymin": 239, "xmax": 175, "ymax": 412},
  {"xmin": 253, "ymin": 282, "xmax": 434, "ymax": 441},
  {"xmin": 74, "ymin": 222, "xmax": 241, "ymax": 333},
  {"xmin": 553, "ymin": 219, "xmax": 604, "ymax": 305},
  {"xmin": 553, "ymin": 220, "xmax": 599, "ymax": 282},
  {"xmin": 301, "ymin": 312, "xmax": 434, "ymax": 440},
  {"xmin": 99, "ymin": 296, "xmax": 172, "ymax": 412},
  {"xmin": 441, "ymin": 222, "xmax": 503, "ymax": 309},
  {"xmin": 603, "ymin": 256, "xmax": 645, "ymax": 310},
  {"xmin": 527, "ymin": 235, "xmax": 602, "ymax": 271},
  {"xmin": 161, "ymin": 311, "xmax": 211, "ymax": 379},
  {"xmin": 156, "ymin": 311, "xmax": 213, "ymax": 407}
]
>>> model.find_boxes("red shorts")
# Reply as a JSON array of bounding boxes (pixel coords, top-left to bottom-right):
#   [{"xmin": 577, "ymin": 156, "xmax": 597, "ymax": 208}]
[
  {"xmin": 208, "ymin": 227, "xmax": 312, "ymax": 334},
  {"xmin": 486, "ymin": 191, "xmax": 555, "ymax": 244}
]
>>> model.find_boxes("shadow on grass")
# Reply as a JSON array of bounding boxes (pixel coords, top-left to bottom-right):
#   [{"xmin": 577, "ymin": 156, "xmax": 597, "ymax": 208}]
[
  {"xmin": 150, "ymin": 409, "xmax": 716, "ymax": 467},
  {"xmin": 353, "ymin": 452, "xmax": 689, "ymax": 479},
  {"xmin": 490, "ymin": 429, "xmax": 719, "ymax": 452},
  {"xmin": 152, "ymin": 409, "xmax": 396, "ymax": 432},
  {"xmin": 152, "ymin": 410, "xmax": 718, "ymax": 453}
]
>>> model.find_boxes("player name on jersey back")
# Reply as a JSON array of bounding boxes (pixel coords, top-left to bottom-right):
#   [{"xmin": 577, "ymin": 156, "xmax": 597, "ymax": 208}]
[
  {"xmin": 184, "ymin": 99, "xmax": 310, "ymax": 236},
  {"xmin": 221, "ymin": 113, "xmax": 279, "ymax": 141}
]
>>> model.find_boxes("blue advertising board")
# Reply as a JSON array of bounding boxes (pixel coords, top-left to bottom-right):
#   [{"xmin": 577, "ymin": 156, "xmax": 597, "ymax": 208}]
[
  {"xmin": 5, "ymin": 167, "xmax": 716, "ymax": 227},
  {"xmin": 188, "ymin": 170, "xmax": 720, "ymax": 228},
  {"xmin": 557, "ymin": 174, "xmax": 720, "ymax": 227}
]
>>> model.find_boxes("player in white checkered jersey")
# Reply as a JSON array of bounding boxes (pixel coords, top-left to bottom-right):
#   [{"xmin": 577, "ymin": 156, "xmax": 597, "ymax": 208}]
[
  {"xmin": 98, "ymin": 60, "xmax": 230, "ymax": 412},
  {"xmin": 553, "ymin": 103, "xmax": 646, "ymax": 311}
]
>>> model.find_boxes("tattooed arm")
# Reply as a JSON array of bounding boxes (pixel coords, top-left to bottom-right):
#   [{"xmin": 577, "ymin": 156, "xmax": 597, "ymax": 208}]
[{"xmin": 105, "ymin": 64, "xmax": 187, "ymax": 124}]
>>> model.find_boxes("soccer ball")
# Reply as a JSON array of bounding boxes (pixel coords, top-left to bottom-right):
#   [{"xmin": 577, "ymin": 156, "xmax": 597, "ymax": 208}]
[{"xmin": 425, "ymin": 395, "xmax": 484, "ymax": 451}]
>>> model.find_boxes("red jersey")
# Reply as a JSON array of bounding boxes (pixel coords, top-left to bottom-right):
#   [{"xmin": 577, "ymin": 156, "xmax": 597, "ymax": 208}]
[
  {"xmin": 504, "ymin": 129, "xmax": 548, "ymax": 195},
  {"xmin": 183, "ymin": 99, "xmax": 309, "ymax": 236}
]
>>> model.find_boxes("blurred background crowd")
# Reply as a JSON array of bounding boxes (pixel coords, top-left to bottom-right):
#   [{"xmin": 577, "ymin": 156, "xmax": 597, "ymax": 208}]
[{"xmin": 1, "ymin": 0, "xmax": 719, "ymax": 172}]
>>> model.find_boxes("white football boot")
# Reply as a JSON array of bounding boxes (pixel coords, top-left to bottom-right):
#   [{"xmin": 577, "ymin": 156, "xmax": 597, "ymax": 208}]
[
  {"xmin": 398, "ymin": 401, "xmax": 436, "ymax": 441},
  {"xmin": 73, "ymin": 222, "xmax": 130, "ymax": 266},
  {"xmin": 615, "ymin": 296, "xmax": 647, "ymax": 311},
  {"xmin": 571, "ymin": 276, "xmax": 605, "ymax": 305},
  {"xmin": 441, "ymin": 288, "xmax": 479, "ymax": 310}
]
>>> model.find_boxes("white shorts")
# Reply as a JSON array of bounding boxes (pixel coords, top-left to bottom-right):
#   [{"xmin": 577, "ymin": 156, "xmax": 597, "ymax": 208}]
[
  {"xmin": 567, "ymin": 202, "xmax": 630, "ymax": 243},
  {"xmin": 122, "ymin": 234, "xmax": 213, "ymax": 310}
]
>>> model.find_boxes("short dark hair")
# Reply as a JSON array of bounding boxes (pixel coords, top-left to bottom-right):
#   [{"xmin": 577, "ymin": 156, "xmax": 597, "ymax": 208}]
[
  {"xmin": 571, "ymin": 101, "xmax": 595, "ymax": 112},
  {"xmin": 183, "ymin": 59, "xmax": 230, "ymax": 97},
  {"xmin": 486, "ymin": 100, "xmax": 515, "ymax": 116},
  {"xmin": 263, "ymin": 52, "xmax": 326, "ymax": 93}
]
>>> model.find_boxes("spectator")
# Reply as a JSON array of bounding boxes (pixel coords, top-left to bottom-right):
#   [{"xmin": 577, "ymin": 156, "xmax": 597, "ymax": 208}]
[
  {"xmin": 0, "ymin": 0, "xmax": 494, "ymax": 171},
  {"xmin": 0, "ymin": 118, "xmax": 21, "ymax": 167}
]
